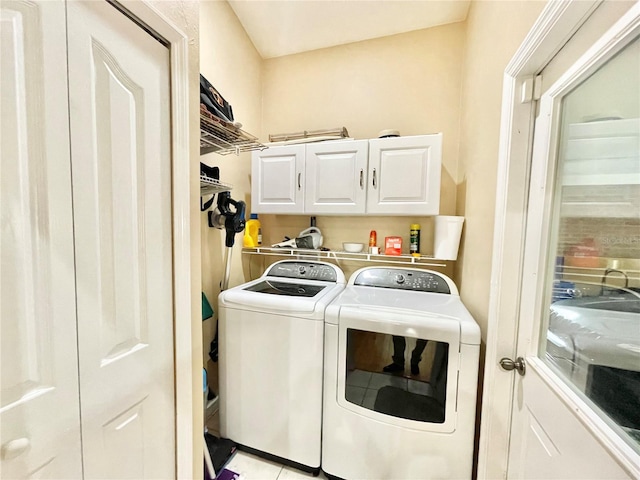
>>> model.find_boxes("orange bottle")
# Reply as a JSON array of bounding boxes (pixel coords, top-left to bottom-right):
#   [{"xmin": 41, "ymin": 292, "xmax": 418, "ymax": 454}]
[{"xmin": 369, "ymin": 230, "xmax": 377, "ymax": 247}]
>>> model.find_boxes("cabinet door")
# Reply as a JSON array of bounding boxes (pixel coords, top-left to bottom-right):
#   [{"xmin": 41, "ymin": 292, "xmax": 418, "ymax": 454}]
[
  {"xmin": 252, "ymin": 145, "xmax": 305, "ymax": 214},
  {"xmin": 305, "ymin": 140, "xmax": 369, "ymax": 215},
  {"xmin": 1, "ymin": 1, "xmax": 82, "ymax": 478},
  {"xmin": 367, "ymin": 135, "xmax": 442, "ymax": 215},
  {"xmin": 66, "ymin": 2, "xmax": 175, "ymax": 478}
]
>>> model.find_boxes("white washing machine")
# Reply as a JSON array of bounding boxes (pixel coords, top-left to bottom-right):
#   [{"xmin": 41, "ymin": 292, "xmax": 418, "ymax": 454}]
[
  {"xmin": 218, "ymin": 260, "xmax": 345, "ymax": 474},
  {"xmin": 322, "ymin": 267, "xmax": 481, "ymax": 480}
]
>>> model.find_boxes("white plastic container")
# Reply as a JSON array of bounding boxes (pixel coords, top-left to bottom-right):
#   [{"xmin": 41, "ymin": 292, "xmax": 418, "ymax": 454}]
[{"xmin": 434, "ymin": 216, "xmax": 464, "ymax": 260}]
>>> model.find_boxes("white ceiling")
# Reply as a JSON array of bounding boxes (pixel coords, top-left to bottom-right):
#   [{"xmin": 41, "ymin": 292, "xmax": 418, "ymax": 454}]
[{"xmin": 227, "ymin": 0, "xmax": 471, "ymax": 59}]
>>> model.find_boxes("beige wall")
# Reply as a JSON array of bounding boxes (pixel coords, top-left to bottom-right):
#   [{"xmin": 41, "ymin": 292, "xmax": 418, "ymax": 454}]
[
  {"xmin": 456, "ymin": 0, "xmax": 546, "ymax": 339},
  {"xmin": 199, "ymin": 0, "xmax": 549, "ymax": 334},
  {"xmin": 258, "ymin": 23, "xmax": 466, "ymax": 282},
  {"xmin": 197, "ymin": 0, "xmax": 550, "ymax": 474},
  {"xmin": 199, "ymin": 0, "xmax": 262, "ymax": 391}
]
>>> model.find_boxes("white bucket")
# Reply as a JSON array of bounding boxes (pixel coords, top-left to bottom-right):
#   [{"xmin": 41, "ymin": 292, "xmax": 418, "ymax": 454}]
[{"xmin": 434, "ymin": 216, "xmax": 464, "ymax": 260}]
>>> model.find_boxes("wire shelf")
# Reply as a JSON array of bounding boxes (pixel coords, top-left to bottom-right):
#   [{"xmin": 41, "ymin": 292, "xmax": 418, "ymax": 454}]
[
  {"xmin": 200, "ymin": 175, "xmax": 233, "ymax": 195},
  {"xmin": 242, "ymin": 246, "xmax": 451, "ymax": 267},
  {"xmin": 200, "ymin": 108, "xmax": 265, "ymax": 156}
]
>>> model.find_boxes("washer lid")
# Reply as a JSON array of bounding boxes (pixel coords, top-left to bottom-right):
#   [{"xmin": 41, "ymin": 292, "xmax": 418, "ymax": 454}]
[
  {"xmin": 219, "ymin": 277, "xmax": 345, "ymax": 318},
  {"xmin": 244, "ymin": 280, "xmax": 326, "ymax": 297}
]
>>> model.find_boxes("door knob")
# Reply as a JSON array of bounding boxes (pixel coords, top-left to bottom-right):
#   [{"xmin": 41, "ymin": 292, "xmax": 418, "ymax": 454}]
[
  {"xmin": 499, "ymin": 356, "xmax": 526, "ymax": 376},
  {"xmin": 1, "ymin": 437, "xmax": 31, "ymax": 460}
]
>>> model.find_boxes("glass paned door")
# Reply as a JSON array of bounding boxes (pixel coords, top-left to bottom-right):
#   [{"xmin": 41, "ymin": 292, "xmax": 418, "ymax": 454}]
[{"xmin": 542, "ymin": 35, "xmax": 640, "ymax": 451}]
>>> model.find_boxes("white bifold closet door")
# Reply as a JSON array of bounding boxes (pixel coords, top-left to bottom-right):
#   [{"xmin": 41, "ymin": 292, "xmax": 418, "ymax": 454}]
[
  {"xmin": 1, "ymin": 1, "xmax": 82, "ymax": 477},
  {"xmin": 66, "ymin": 1, "xmax": 175, "ymax": 479},
  {"xmin": 2, "ymin": 1, "xmax": 175, "ymax": 478}
]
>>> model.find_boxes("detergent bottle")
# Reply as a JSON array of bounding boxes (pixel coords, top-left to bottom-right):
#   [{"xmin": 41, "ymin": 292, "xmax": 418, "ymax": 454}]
[{"xmin": 243, "ymin": 213, "xmax": 262, "ymax": 247}]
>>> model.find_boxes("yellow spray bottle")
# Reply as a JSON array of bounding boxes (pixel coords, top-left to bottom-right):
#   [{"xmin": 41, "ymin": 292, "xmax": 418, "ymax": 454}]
[{"xmin": 243, "ymin": 213, "xmax": 262, "ymax": 248}]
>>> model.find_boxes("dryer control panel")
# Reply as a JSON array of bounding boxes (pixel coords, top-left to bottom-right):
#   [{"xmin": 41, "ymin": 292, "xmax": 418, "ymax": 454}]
[
  {"xmin": 266, "ymin": 261, "xmax": 339, "ymax": 282},
  {"xmin": 353, "ymin": 268, "xmax": 451, "ymax": 294}
]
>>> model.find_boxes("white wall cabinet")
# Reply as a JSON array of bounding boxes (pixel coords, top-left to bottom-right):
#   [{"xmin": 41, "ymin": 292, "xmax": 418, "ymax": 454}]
[
  {"xmin": 251, "ymin": 135, "xmax": 442, "ymax": 216},
  {"xmin": 251, "ymin": 144, "xmax": 305, "ymax": 214},
  {"xmin": 305, "ymin": 140, "xmax": 369, "ymax": 214},
  {"xmin": 367, "ymin": 135, "xmax": 442, "ymax": 215},
  {"xmin": 1, "ymin": 1, "xmax": 176, "ymax": 478}
]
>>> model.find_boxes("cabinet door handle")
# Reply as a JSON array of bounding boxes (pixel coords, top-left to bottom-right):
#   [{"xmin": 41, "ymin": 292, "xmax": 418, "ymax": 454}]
[
  {"xmin": 359, "ymin": 169, "xmax": 364, "ymax": 188},
  {"xmin": 298, "ymin": 173, "xmax": 301, "ymax": 190},
  {"xmin": 372, "ymin": 168, "xmax": 377, "ymax": 188}
]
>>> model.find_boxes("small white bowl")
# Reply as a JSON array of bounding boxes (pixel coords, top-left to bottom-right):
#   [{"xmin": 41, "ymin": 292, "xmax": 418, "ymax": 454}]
[{"xmin": 343, "ymin": 242, "xmax": 364, "ymax": 253}]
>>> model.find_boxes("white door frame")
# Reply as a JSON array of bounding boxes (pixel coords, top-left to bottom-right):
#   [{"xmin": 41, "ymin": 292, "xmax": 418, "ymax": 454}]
[
  {"xmin": 110, "ymin": 2, "xmax": 195, "ymax": 478},
  {"xmin": 476, "ymin": 1, "xmax": 603, "ymax": 478}
]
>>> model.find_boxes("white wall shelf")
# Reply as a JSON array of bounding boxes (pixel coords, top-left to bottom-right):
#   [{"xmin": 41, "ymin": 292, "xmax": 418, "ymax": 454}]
[
  {"xmin": 200, "ymin": 109, "xmax": 265, "ymax": 156},
  {"xmin": 242, "ymin": 246, "xmax": 451, "ymax": 268},
  {"xmin": 200, "ymin": 175, "xmax": 233, "ymax": 196}
]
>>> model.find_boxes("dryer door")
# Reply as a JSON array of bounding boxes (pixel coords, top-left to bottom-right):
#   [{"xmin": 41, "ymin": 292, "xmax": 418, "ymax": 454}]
[{"xmin": 336, "ymin": 306, "xmax": 460, "ymax": 433}]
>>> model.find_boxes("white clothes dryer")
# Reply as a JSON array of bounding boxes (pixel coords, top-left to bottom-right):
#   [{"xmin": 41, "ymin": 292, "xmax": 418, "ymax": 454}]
[
  {"xmin": 218, "ymin": 260, "xmax": 345, "ymax": 474},
  {"xmin": 322, "ymin": 267, "xmax": 481, "ymax": 480}
]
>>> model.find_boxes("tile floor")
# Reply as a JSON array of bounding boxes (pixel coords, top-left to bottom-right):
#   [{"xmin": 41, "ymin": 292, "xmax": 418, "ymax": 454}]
[{"xmin": 220, "ymin": 450, "xmax": 328, "ymax": 480}]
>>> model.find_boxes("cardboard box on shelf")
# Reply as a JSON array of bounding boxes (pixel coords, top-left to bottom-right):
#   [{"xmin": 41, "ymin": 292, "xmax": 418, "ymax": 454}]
[{"xmin": 385, "ymin": 236, "xmax": 402, "ymax": 256}]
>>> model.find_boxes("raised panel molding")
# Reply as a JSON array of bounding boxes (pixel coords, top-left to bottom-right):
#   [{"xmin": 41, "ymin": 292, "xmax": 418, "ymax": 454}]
[
  {"xmin": 378, "ymin": 148, "xmax": 429, "ymax": 202},
  {"xmin": 1, "ymin": 0, "xmax": 53, "ymax": 408},
  {"xmin": 311, "ymin": 152, "xmax": 359, "ymax": 203},
  {"xmin": 102, "ymin": 400, "xmax": 146, "ymax": 479},
  {"xmin": 91, "ymin": 40, "xmax": 148, "ymax": 364},
  {"xmin": 260, "ymin": 157, "xmax": 298, "ymax": 203}
]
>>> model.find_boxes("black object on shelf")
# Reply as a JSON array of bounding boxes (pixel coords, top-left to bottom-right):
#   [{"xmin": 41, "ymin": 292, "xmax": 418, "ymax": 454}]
[
  {"xmin": 201, "ymin": 163, "xmax": 220, "ymax": 181},
  {"xmin": 199, "ymin": 74, "xmax": 265, "ymax": 156},
  {"xmin": 200, "ymin": 74, "xmax": 234, "ymax": 123},
  {"xmin": 200, "ymin": 163, "xmax": 220, "ymax": 211}
]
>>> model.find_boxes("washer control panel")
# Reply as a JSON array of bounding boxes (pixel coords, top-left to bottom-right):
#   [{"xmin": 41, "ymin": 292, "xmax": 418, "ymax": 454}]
[
  {"xmin": 353, "ymin": 268, "xmax": 451, "ymax": 294},
  {"xmin": 266, "ymin": 261, "xmax": 338, "ymax": 282}
]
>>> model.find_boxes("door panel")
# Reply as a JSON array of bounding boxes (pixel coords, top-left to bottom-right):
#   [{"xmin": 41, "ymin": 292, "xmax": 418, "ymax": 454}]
[
  {"xmin": 251, "ymin": 145, "xmax": 305, "ymax": 213},
  {"xmin": 305, "ymin": 140, "xmax": 368, "ymax": 215},
  {"xmin": 66, "ymin": 1, "xmax": 175, "ymax": 478},
  {"xmin": 0, "ymin": 1, "xmax": 82, "ymax": 478},
  {"xmin": 512, "ymin": 365, "xmax": 630, "ymax": 479},
  {"xmin": 92, "ymin": 39, "xmax": 149, "ymax": 364},
  {"xmin": 508, "ymin": 5, "xmax": 640, "ymax": 477},
  {"xmin": 367, "ymin": 135, "xmax": 441, "ymax": 215}
]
